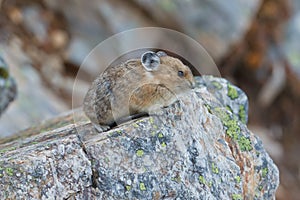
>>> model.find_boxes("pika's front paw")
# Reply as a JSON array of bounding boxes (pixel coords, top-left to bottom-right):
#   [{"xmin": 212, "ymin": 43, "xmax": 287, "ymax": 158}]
[{"xmin": 93, "ymin": 124, "xmax": 110, "ymax": 133}]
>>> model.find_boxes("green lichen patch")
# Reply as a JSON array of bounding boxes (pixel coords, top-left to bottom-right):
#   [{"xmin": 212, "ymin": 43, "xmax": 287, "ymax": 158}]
[
  {"xmin": 225, "ymin": 119, "xmax": 240, "ymax": 140},
  {"xmin": 213, "ymin": 107, "xmax": 240, "ymax": 139},
  {"xmin": 234, "ymin": 176, "xmax": 241, "ymax": 183},
  {"xmin": 211, "ymin": 80, "xmax": 223, "ymax": 90},
  {"xmin": 157, "ymin": 133, "xmax": 164, "ymax": 138},
  {"xmin": 232, "ymin": 193, "xmax": 242, "ymax": 200},
  {"xmin": 152, "ymin": 125, "xmax": 158, "ymax": 130},
  {"xmin": 136, "ymin": 149, "xmax": 144, "ymax": 157},
  {"xmin": 157, "ymin": 132, "xmax": 168, "ymax": 147},
  {"xmin": 211, "ymin": 163, "xmax": 219, "ymax": 174},
  {"xmin": 133, "ymin": 123, "xmax": 139, "ymax": 128},
  {"xmin": 198, "ymin": 175, "xmax": 206, "ymax": 184},
  {"xmin": 126, "ymin": 185, "xmax": 131, "ymax": 191},
  {"xmin": 213, "ymin": 107, "xmax": 231, "ymax": 124},
  {"xmin": 238, "ymin": 136, "xmax": 253, "ymax": 151},
  {"xmin": 5, "ymin": 168, "xmax": 13, "ymax": 176},
  {"xmin": 213, "ymin": 107, "xmax": 253, "ymax": 152},
  {"xmin": 262, "ymin": 167, "xmax": 268, "ymax": 178},
  {"xmin": 214, "ymin": 106, "xmax": 240, "ymax": 139},
  {"xmin": 149, "ymin": 117, "xmax": 154, "ymax": 124},
  {"xmin": 227, "ymin": 84, "xmax": 239, "ymax": 100},
  {"xmin": 238, "ymin": 105, "xmax": 246, "ymax": 124},
  {"xmin": 139, "ymin": 182, "xmax": 146, "ymax": 191}
]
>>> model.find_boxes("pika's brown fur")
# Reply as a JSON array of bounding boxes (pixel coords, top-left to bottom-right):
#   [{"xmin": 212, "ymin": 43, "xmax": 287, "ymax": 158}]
[{"xmin": 83, "ymin": 52, "xmax": 195, "ymax": 127}]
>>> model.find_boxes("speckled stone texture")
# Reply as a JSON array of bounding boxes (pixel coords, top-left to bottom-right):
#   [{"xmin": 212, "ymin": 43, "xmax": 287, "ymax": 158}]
[
  {"xmin": 0, "ymin": 127, "xmax": 92, "ymax": 199},
  {"xmin": 0, "ymin": 76, "xmax": 279, "ymax": 199}
]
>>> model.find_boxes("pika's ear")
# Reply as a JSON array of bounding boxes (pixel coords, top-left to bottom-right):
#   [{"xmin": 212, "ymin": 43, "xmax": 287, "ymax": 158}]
[
  {"xmin": 156, "ymin": 51, "xmax": 167, "ymax": 57},
  {"xmin": 141, "ymin": 51, "xmax": 160, "ymax": 71}
]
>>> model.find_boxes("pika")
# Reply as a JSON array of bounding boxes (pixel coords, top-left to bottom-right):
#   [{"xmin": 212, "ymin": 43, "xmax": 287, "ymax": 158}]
[{"xmin": 83, "ymin": 51, "xmax": 195, "ymax": 130}]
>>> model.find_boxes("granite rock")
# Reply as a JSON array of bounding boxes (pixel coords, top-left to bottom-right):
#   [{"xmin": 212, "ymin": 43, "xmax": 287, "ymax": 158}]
[{"xmin": 0, "ymin": 76, "xmax": 279, "ymax": 199}]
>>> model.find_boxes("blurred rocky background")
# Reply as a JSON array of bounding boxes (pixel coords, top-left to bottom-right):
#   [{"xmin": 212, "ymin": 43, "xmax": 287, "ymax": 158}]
[{"xmin": 0, "ymin": 0, "xmax": 299, "ymax": 199}]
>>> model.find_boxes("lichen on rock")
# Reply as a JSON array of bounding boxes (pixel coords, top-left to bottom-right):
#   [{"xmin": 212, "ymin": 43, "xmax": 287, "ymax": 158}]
[
  {"xmin": 0, "ymin": 76, "xmax": 279, "ymax": 199},
  {"xmin": 81, "ymin": 75, "xmax": 279, "ymax": 199}
]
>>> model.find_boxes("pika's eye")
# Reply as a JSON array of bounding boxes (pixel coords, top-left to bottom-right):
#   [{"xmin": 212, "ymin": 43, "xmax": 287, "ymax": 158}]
[{"xmin": 178, "ymin": 70, "xmax": 184, "ymax": 77}]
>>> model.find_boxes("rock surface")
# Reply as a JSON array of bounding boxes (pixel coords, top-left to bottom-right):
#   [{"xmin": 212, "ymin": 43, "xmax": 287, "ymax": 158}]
[
  {"xmin": 131, "ymin": 0, "xmax": 260, "ymax": 59},
  {"xmin": 0, "ymin": 56, "xmax": 17, "ymax": 116},
  {"xmin": 0, "ymin": 76, "xmax": 279, "ymax": 199},
  {"xmin": 0, "ymin": 41, "xmax": 69, "ymax": 136},
  {"xmin": 284, "ymin": 0, "xmax": 300, "ymax": 77}
]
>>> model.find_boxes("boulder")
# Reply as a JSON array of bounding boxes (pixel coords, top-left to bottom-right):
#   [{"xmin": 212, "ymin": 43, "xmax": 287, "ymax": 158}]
[
  {"xmin": 0, "ymin": 76, "xmax": 279, "ymax": 199},
  {"xmin": 0, "ymin": 56, "xmax": 17, "ymax": 117}
]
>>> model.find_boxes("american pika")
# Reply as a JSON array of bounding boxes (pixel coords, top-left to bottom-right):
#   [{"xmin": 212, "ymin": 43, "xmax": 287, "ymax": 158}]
[{"xmin": 83, "ymin": 51, "xmax": 195, "ymax": 130}]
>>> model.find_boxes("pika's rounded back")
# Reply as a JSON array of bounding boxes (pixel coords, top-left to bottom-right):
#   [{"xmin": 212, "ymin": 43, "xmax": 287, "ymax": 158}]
[{"xmin": 83, "ymin": 51, "xmax": 195, "ymax": 127}]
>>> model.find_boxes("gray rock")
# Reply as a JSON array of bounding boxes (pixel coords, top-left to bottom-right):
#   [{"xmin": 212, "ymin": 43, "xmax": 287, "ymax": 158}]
[
  {"xmin": 44, "ymin": 0, "xmax": 261, "ymax": 70},
  {"xmin": 0, "ymin": 42, "xmax": 69, "ymax": 137},
  {"xmin": 283, "ymin": 0, "xmax": 300, "ymax": 77},
  {"xmin": 22, "ymin": 6, "xmax": 48, "ymax": 44},
  {"xmin": 195, "ymin": 76, "xmax": 249, "ymax": 124},
  {"xmin": 0, "ymin": 56, "xmax": 17, "ymax": 116},
  {"xmin": 132, "ymin": 0, "xmax": 261, "ymax": 59},
  {"xmin": 0, "ymin": 76, "xmax": 279, "ymax": 199}
]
